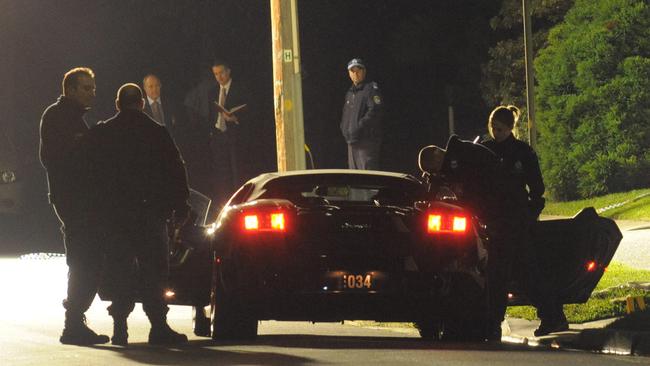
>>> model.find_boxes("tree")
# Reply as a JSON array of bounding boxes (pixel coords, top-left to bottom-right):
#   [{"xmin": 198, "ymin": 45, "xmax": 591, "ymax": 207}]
[
  {"xmin": 481, "ymin": 0, "xmax": 574, "ymax": 141},
  {"xmin": 535, "ymin": 0, "xmax": 650, "ymax": 199}
]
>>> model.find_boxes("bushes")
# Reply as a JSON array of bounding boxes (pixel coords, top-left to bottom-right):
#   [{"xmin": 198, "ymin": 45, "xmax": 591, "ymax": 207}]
[{"xmin": 535, "ymin": 0, "xmax": 650, "ymax": 200}]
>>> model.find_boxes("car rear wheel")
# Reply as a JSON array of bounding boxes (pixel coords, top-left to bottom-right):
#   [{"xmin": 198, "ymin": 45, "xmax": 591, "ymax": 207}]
[
  {"xmin": 211, "ymin": 264, "xmax": 258, "ymax": 340},
  {"xmin": 439, "ymin": 316, "xmax": 487, "ymax": 342},
  {"xmin": 416, "ymin": 319, "xmax": 444, "ymax": 340},
  {"xmin": 439, "ymin": 297, "xmax": 490, "ymax": 342}
]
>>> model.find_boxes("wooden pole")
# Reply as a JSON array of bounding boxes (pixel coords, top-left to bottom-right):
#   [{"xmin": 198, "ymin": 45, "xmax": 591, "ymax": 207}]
[{"xmin": 269, "ymin": 0, "xmax": 306, "ymax": 171}]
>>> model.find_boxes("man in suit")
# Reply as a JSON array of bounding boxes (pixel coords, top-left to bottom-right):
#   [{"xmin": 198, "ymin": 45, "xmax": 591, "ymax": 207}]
[
  {"xmin": 180, "ymin": 60, "xmax": 247, "ymax": 209},
  {"xmin": 208, "ymin": 60, "xmax": 250, "ymax": 207},
  {"xmin": 142, "ymin": 74, "xmax": 176, "ymax": 130}
]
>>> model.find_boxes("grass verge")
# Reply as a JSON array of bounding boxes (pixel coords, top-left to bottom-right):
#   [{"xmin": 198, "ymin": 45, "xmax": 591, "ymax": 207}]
[
  {"xmin": 543, "ymin": 188, "xmax": 650, "ymax": 220},
  {"xmin": 507, "ymin": 262, "xmax": 650, "ymax": 323}
]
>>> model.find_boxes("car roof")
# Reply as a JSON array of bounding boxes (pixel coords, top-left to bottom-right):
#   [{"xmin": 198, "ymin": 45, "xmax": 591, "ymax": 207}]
[
  {"xmin": 237, "ymin": 169, "xmax": 423, "ymax": 204},
  {"xmin": 249, "ymin": 169, "xmax": 418, "ymax": 183}
]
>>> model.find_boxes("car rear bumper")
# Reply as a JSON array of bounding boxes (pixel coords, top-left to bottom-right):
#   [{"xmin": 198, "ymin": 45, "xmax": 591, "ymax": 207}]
[{"xmin": 237, "ymin": 269, "xmax": 485, "ymax": 322}]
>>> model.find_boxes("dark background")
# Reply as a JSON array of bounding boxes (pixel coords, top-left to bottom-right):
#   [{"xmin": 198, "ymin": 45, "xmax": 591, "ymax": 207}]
[{"xmin": 0, "ymin": 0, "xmax": 499, "ymax": 253}]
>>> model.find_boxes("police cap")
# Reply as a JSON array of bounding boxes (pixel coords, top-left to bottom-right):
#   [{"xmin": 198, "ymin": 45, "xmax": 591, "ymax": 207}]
[{"xmin": 347, "ymin": 58, "xmax": 366, "ymax": 70}]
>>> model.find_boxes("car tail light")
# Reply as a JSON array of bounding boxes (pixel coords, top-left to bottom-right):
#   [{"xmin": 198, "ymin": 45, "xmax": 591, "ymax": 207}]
[
  {"xmin": 242, "ymin": 212, "xmax": 286, "ymax": 232},
  {"xmin": 586, "ymin": 260, "xmax": 597, "ymax": 272},
  {"xmin": 452, "ymin": 216, "xmax": 467, "ymax": 232},
  {"xmin": 244, "ymin": 215, "xmax": 259, "ymax": 230},
  {"xmin": 427, "ymin": 213, "xmax": 469, "ymax": 234},
  {"xmin": 270, "ymin": 213, "xmax": 285, "ymax": 230},
  {"xmin": 428, "ymin": 214, "xmax": 442, "ymax": 232}
]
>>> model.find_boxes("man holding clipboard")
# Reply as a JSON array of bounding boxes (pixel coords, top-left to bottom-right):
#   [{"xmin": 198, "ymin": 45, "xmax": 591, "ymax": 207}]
[{"xmin": 208, "ymin": 60, "xmax": 248, "ymax": 207}]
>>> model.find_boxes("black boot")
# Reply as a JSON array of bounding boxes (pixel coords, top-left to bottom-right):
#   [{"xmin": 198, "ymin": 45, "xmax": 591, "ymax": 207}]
[
  {"xmin": 534, "ymin": 304, "xmax": 569, "ymax": 337},
  {"xmin": 485, "ymin": 321, "xmax": 502, "ymax": 342},
  {"xmin": 111, "ymin": 317, "xmax": 129, "ymax": 346},
  {"xmin": 148, "ymin": 322, "xmax": 188, "ymax": 345},
  {"xmin": 534, "ymin": 318, "xmax": 569, "ymax": 337},
  {"xmin": 60, "ymin": 313, "xmax": 110, "ymax": 345}
]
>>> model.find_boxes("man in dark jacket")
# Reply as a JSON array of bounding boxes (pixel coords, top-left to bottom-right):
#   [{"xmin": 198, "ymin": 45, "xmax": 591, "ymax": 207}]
[
  {"xmin": 340, "ymin": 58, "xmax": 383, "ymax": 170},
  {"xmin": 420, "ymin": 135, "xmax": 529, "ymax": 341},
  {"xmin": 39, "ymin": 67, "xmax": 109, "ymax": 345},
  {"xmin": 91, "ymin": 83, "xmax": 190, "ymax": 346}
]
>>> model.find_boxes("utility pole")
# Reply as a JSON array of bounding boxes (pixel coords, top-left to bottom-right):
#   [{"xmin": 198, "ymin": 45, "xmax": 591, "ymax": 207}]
[
  {"xmin": 522, "ymin": 0, "xmax": 537, "ymax": 149},
  {"xmin": 269, "ymin": 0, "xmax": 306, "ymax": 171},
  {"xmin": 444, "ymin": 85, "xmax": 455, "ymax": 138}
]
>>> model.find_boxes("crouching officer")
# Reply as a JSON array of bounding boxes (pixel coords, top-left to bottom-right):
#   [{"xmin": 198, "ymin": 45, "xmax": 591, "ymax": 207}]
[
  {"xmin": 89, "ymin": 83, "xmax": 191, "ymax": 346},
  {"xmin": 419, "ymin": 135, "xmax": 529, "ymax": 341},
  {"xmin": 482, "ymin": 105, "xmax": 568, "ymax": 336}
]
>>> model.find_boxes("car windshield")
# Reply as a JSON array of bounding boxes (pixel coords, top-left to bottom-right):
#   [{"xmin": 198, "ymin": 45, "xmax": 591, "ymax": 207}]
[{"xmin": 255, "ymin": 173, "xmax": 425, "ymax": 206}]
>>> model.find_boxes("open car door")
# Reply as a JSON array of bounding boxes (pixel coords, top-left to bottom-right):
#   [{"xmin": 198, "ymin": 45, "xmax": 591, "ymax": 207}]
[
  {"xmin": 167, "ymin": 189, "xmax": 214, "ymax": 307},
  {"xmin": 512, "ymin": 207, "xmax": 622, "ymax": 305}
]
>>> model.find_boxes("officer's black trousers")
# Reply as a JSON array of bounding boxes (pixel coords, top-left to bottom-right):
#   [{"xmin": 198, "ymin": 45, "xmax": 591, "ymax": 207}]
[
  {"xmin": 486, "ymin": 218, "xmax": 523, "ymax": 328},
  {"xmin": 487, "ymin": 216, "xmax": 567, "ymax": 331},
  {"xmin": 103, "ymin": 214, "xmax": 169, "ymax": 322},
  {"xmin": 515, "ymin": 227, "xmax": 564, "ymax": 323},
  {"xmin": 55, "ymin": 205, "xmax": 103, "ymax": 320},
  {"xmin": 208, "ymin": 131, "xmax": 240, "ymax": 208},
  {"xmin": 347, "ymin": 140, "xmax": 380, "ymax": 170}
]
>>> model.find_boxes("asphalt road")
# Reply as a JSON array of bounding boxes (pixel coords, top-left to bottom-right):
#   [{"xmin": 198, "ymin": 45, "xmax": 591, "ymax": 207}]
[
  {"xmin": 612, "ymin": 222, "xmax": 650, "ymax": 271},
  {"xmin": 0, "ymin": 257, "xmax": 645, "ymax": 366}
]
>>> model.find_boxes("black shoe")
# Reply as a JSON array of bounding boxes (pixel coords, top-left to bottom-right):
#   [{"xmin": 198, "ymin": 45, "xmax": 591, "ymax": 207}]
[
  {"xmin": 111, "ymin": 333, "xmax": 128, "ymax": 346},
  {"xmin": 60, "ymin": 321, "xmax": 110, "ymax": 345},
  {"xmin": 534, "ymin": 319, "xmax": 569, "ymax": 337},
  {"xmin": 148, "ymin": 324, "xmax": 188, "ymax": 346},
  {"xmin": 111, "ymin": 318, "xmax": 129, "ymax": 346}
]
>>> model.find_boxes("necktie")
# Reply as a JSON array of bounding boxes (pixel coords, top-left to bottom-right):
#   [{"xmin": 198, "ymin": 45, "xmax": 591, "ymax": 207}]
[
  {"xmin": 152, "ymin": 101, "xmax": 164, "ymax": 125},
  {"xmin": 216, "ymin": 87, "xmax": 227, "ymax": 132}
]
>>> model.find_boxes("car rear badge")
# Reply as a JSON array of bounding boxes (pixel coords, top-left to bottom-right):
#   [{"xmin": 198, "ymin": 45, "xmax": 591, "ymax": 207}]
[{"xmin": 341, "ymin": 222, "xmax": 371, "ymax": 230}]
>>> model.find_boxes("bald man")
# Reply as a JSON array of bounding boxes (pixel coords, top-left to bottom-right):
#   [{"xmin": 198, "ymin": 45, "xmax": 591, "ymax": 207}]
[{"xmin": 90, "ymin": 83, "xmax": 190, "ymax": 346}]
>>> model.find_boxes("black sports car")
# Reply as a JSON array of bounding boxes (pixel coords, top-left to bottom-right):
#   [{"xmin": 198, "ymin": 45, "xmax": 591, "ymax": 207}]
[{"xmin": 160, "ymin": 165, "xmax": 622, "ymax": 341}]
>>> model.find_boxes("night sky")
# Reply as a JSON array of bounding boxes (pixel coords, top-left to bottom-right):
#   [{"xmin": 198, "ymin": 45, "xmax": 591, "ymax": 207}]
[{"xmin": 1, "ymin": 0, "xmax": 500, "ymax": 251}]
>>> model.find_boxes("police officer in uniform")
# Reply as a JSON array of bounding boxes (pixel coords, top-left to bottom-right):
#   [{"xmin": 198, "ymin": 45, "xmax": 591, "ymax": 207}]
[
  {"xmin": 90, "ymin": 83, "xmax": 190, "ymax": 346},
  {"xmin": 39, "ymin": 67, "xmax": 109, "ymax": 345},
  {"xmin": 340, "ymin": 58, "xmax": 383, "ymax": 170},
  {"xmin": 482, "ymin": 105, "xmax": 568, "ymax": 336},
  {"xmin": 420, "ymin": 135, "xmax": 529, "ymax": 341}
]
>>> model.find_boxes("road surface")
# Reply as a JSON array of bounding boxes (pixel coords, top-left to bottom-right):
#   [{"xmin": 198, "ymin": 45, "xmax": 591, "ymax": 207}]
[{"xmin": 0, "ymin": 257, "xmax": 644, "ymax": 366}]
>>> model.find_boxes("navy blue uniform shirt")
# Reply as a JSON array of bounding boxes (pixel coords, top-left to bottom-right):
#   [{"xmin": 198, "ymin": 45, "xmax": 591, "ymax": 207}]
[
  {"xmin": 340, "ymin": 81, "xmax": 383, "ymax": 144},
  {"xmin": 482, "ymin": 134, "xmax": 545, "ymax": 219}
]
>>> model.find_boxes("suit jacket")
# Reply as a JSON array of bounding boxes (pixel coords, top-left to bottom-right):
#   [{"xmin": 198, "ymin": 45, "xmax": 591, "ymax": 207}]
[
  {"xmin": 207, "ymin": 80, "xmax": 248, "ymax": 136},
  {"xmin": 143, "ymin": 98, "xmax": 176, "ymax": 129}
]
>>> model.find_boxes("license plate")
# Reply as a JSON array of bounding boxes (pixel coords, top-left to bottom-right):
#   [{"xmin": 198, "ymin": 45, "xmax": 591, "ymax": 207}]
[{"xmin": 341, "ymin": 273, "xmax": 373, "ymax": 290}]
